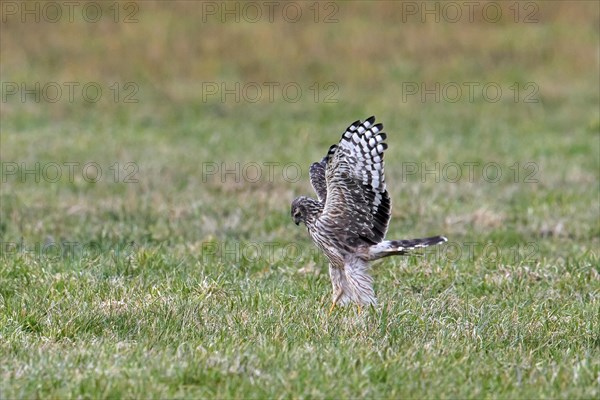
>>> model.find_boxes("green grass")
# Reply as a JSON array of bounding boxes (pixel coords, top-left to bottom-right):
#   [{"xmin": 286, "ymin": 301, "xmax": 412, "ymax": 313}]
[{"xmin": 1, "ymin": 1, "xmax": 599, "ymax": 398}]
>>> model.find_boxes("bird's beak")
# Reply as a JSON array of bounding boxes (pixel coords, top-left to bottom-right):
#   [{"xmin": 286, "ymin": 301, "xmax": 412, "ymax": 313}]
[{"xmin": 294, "ymin": 217, "xmax": 301, "ymax": 226}]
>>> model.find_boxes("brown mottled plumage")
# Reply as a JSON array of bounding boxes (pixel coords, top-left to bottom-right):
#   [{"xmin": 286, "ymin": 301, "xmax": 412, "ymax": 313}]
[{"xmin": 291, "ymin": 116, "xmax": 447, "ymax": 308}]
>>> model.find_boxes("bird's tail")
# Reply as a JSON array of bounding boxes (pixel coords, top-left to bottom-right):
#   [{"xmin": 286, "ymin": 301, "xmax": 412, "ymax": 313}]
[{"xmin": 368, "ymin": 236, "xmax": 447, "ymax": 260}]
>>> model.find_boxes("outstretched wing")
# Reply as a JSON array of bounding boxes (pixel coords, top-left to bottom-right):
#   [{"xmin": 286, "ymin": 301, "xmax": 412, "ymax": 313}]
[
  {"xmin": 309, "ymin": 159, "xmax": 326, "ymax": 203},
  {"xmin": 309, "ymin": 144, "xmax": 338, "ymax": 202},
  {"xmin": 321, "ymin": 116, "xmax": 391, "ymax": 245}
]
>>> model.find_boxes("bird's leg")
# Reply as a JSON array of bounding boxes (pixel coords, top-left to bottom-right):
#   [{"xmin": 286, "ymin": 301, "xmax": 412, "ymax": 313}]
[
  {"xmin": 329, "ymin": 290, "xmax": 343, "ymax": 315},
  {"xmin": 328, "ymin": 302, "xmax": 336, "ymax": 315},
  {"xmin": 356, "ymin": 304, "xmax": 362, "ymax": 315}
]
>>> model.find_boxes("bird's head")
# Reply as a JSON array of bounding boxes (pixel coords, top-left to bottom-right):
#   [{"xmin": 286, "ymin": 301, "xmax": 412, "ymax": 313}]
[{"xmin": 291, "ymin": 196, "xmax": 309, "ymax": 226}]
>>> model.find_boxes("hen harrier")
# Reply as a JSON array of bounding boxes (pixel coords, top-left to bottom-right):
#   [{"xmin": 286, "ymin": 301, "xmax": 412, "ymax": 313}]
[{"xmin": 291, "ymin": 116, "xmax": 447, "ymax": 310}]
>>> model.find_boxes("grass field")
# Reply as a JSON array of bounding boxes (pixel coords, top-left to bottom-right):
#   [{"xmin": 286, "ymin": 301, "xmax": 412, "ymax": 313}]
[{"xmin": 1, "ymin": 1, "xmax": 599, "ymax": 398}]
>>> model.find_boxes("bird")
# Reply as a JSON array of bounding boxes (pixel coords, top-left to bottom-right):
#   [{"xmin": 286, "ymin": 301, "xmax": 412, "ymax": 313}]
[{"xmin": 291, "ymin": 116, "xmax": 447, "ymax": 311}]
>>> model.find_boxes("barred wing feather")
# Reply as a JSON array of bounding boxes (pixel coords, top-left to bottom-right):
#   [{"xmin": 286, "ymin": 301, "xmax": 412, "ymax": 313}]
[{"xmin": 321, "ymin": 116, "xmax": 391, "ymax": 245}]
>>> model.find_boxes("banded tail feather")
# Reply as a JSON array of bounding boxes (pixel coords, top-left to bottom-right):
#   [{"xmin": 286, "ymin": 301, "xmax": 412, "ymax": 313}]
[{"xmin": 369, "ymin": 236, "xmax": 447, "ymax": 260}]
